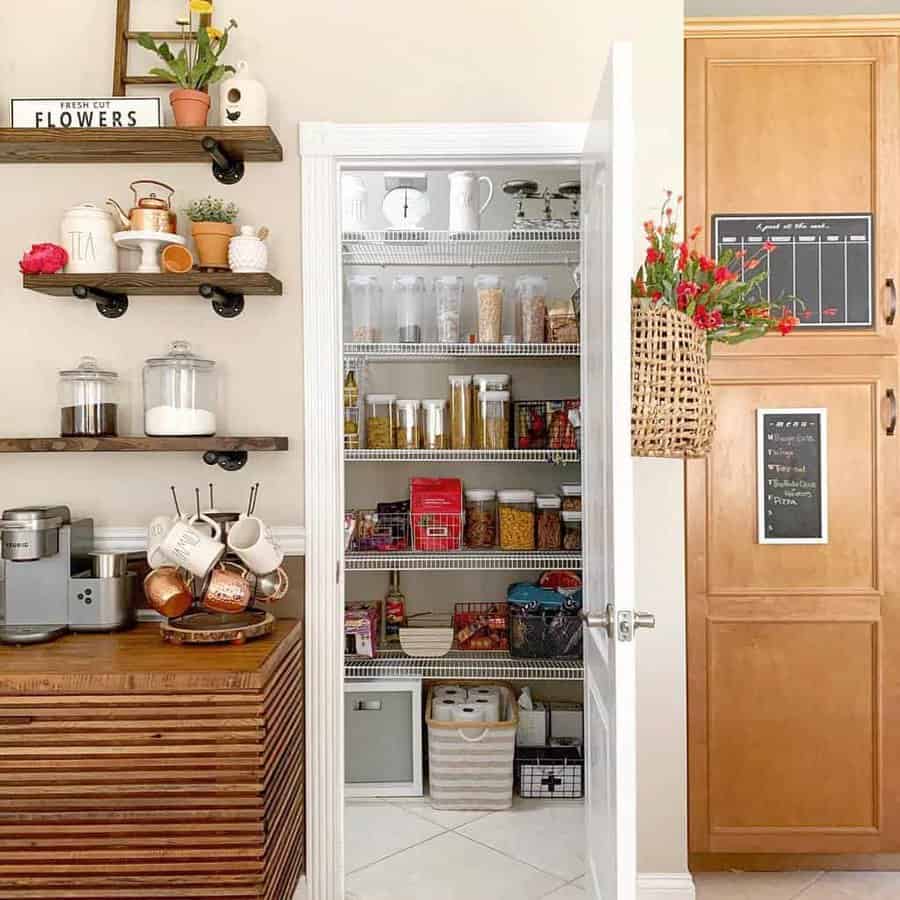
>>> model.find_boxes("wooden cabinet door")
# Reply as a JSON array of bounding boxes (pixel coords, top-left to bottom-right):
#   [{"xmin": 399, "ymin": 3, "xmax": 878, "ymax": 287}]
[
  {"xmin": 686, "ymin": 32, "xmax": 900, "ymax": 356},
  {"xmin": 687, "ymin": 355, "xmax": 900, "ymax": 866}
]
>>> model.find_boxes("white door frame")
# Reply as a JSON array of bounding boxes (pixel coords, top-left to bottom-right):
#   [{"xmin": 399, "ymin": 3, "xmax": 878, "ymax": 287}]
[{"xmin": 299, "ymin": 121, "xmax": 588, "ymax": 900}]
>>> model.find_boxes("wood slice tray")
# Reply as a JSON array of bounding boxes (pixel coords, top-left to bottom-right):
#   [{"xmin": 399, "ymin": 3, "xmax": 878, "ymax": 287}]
[{"xmin": 161, "ymin": 610, "xmax": 275, "ymax": 645}]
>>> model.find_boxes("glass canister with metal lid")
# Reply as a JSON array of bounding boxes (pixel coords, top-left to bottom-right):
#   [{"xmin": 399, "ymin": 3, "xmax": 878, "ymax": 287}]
[
  {"xmin": 58, "ymin": 356, "xmax": 119, "ymax": 437},
  {"xmin": 143, "ymin": 340, "xmax": 218, "ymax": 436}
]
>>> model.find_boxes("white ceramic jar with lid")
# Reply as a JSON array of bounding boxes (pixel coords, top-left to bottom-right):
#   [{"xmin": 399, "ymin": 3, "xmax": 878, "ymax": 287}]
[
  {"xmin": 60, "ymin": 203, "xmax": 118, "ymax": 274},
  {"xmin": 58, "ymin": 355, "xmax": 119, "ymax": 437},
  {"xmin": 143, "ymin": 341, "xmax": 218, "ymax": 436},
  {"xmin": 228, "ymin": 226, "xmax": 268, "ymax": 273}
]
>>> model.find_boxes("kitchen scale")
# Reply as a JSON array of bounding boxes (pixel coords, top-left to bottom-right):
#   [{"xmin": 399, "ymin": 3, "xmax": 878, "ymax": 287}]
[{"xmin": 382, "ymin": 173, "xmax": 430, "ymax": 237}]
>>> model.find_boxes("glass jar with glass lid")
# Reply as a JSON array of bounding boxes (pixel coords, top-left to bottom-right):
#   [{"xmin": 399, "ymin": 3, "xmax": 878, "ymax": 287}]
[
  {"xmin": 58, "ymin": 356, "xmax": 119, "ymax": 437},
  {"xmin": 143, "ymin": 340, "xmax": 218, "ymax": 436}
]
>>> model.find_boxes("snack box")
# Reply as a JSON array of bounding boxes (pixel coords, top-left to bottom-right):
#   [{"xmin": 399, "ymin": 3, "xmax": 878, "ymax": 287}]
[
  {"xmin": 410, "ymin": 478, "xmax": 463, "ymax": 552},
  {"xmin": 345, "ymin": 603, "xmax": 379, "ymax": 658}
]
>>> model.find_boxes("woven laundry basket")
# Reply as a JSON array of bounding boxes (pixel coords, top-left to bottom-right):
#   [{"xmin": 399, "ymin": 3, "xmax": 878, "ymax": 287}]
[
  {"xmin": 426, "ymin": 684, "xmax": 518, "ymax": 811},
  {"xmin": 631, "ymin": 299, "xmax": 715, "ymax": 458}
]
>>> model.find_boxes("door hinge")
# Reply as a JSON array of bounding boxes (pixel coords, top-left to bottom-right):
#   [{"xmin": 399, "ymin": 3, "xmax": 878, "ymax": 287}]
[{"xmin": 617, "ymin": 610, "xmax": 656, "ymax": 642}]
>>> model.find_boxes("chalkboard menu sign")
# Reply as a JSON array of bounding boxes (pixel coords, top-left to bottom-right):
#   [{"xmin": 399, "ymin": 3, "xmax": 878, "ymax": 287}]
[
  {"xmin": 713, "ymin": 214, "xmax": 873, "ymax": 329},
  {"xmin": 757, "ymin": 408, "xmax": 828, "ymax": 544}
]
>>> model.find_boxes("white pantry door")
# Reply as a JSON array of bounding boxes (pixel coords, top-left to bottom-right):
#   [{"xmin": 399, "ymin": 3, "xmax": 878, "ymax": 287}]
[{"xmin": 581, "ymin": 42, "xmax": 638, "ymax": 900}]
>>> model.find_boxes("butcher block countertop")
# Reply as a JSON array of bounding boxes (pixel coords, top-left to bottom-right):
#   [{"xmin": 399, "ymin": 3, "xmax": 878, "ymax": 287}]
[{"xmin": 0, "ymin": 619, "xmax": 302, "ymax": 694}]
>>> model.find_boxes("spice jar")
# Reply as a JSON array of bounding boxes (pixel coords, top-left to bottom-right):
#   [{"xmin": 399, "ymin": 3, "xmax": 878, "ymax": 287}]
[
  {"xmin": 561, "ymin": 510, "xmax": 582, "ymax": 550},
  {"xmin": 422, "ymin": 399, "xmax": 449, "ymax": 450},
  {"xmin": 560, "ymin": 483, "xmax": 582, "ymax": 511},
  {"xmin": 434, "ymin": 275, "xmax": 463, "ymax": 344},
  {"xmin": 143, "ymin": 340, "xmax": 218, "ymax": 436},
  {"xmin": 498, "ymin": 489, "xmax": 536, "ymax": 551},
  {"xmin": 472, "ymin": 373, "xmax": 510, "ymax": 448},
  {"xmin": 396, "ymin": 399, "xmax": 421, "ymax": 450},
  {"xmin": 475, "ymin": 274, "xmax": 504, "ymax": 343},
  {"xmin": 464, "ymin": 489, "xmax": 497, "ymax": 549},
  {"xmin": 365, "ymin": 394, "xmax": 397, "ymax": 449},
  {"xmin": 348, "ymin": 275, "xmax": 383, "ymax": 342},
  {"xmin": 536, "ymin": 495, "xmax": 562, "ymax": 550},
  {"xmin": 394, "ymin": 275, "xmax": 426, "ymax": 343},
  {"xmin": 478, "ymin": 390, "xmax": 510, "ymax": 450},
  {"xmin": 515, "ymin": 274, "xmax": 548, "ymax": 343},
  {"xmin": 449, "ymin": 374, "xmax": 473, "ymax": 450},
  {"xmin": 58, "ymin": 356, "xmax": 119, "ymax": 437}
]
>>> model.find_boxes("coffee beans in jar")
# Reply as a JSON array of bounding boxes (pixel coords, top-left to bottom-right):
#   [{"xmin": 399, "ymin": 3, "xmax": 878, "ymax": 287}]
[
  {"xmin": 497, "ymin": 489, "xmax": 536, "ymax": 551},
  {"xmin": 464, "ymin": 489, "xmax": 497, "ymax": 549}
]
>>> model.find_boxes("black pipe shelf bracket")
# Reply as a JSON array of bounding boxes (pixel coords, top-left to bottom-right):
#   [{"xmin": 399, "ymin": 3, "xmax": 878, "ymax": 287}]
[
  {"xmin": 203, "ymin": 450, "xmax": 249, "ymax": 471},
  {"xmin": 202, "ymin": 136, "xmax": 246, "ymax": 185},
  {"xmin": 199, "ymin": 283, "xmax": 245, "ymax": 318},
  {"xmin": 72, "ymin": 284, "xmax": 129, "ymax": 319}
]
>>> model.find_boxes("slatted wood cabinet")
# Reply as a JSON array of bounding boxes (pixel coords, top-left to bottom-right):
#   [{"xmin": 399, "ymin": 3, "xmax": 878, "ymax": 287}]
[
  {"xmin": 0, "ymin": 621, "xmax": 304, "ymax": 898},
  {"xmin": 686, "ymin": 16, "xmax": 900, "ymax": 870}
]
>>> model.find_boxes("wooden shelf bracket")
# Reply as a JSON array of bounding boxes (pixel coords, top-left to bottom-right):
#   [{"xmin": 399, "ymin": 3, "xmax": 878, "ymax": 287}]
[
  {"xmin": 202, "ymin": 449, "xmax": 249, "ymax": 471},
  {"xmin": 202, "ymin": 135, "xmax": 246, "ymax": 185},
  {"xmin": 72, "ymin": 283, "xmax": 129, "ymax": 319},
  {"xmin": 199, "ymin": 282, "xmax": 245, "ymax": 318}
]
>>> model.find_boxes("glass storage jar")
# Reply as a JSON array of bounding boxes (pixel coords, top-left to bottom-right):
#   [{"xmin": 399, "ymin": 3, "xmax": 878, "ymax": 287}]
[
  {"xmin": 59, "ymin": 356, "xmax": 119, "ymax": 437},
  {"xmin": 561, "ymin": 510, "xmax": 582, "ymax": 550},
  {"xmin": 536, "ymin": 494, "xmax": 562, "ymax": 550},
  {"xmin": 515, "ymin": 274, "xmax": 548, "ymax": 343},
  {"xmin": 396, "ymin": 399, "xmax": 421, "ymax": 450},
  {"xmin": 475, "ymin": 274, "xmax": 504, "ymax": 343},
  {"xmin": 348, "ymin": 275, "xmax": 383, "ymax": 342},
  {"xmin": 422, "ymin": 399, "xmax": 449, "ymax": 450},
  {"xmin": 394, "ymin": 274, "xmax": 426, "ymax": 343},
  {"xmin": 472, "ymin": 373, "xmax": 510, "ymax": 448},
  {"xmin": 434, "ymin": 275, "xmax": 463, "ymax": 344},
  {"xmin": 497, "ymin": 489, "xmax": 536, "ymax": 551},
  {"xmin": 344, "ymin": 406, "xmax": 360, "ymax": 450},
  {"xmin": 143, "ymin": 341, "xmax": 217, "ymax": 436},
  {"xmin": 560, "ymin": 483, "xmax": 582, "ymax": 511},
  {"xmin": 478, "ymin": 390, "xmax": 510, "ymax": 450},
  {"xmin": 365, "ymin": 394, "xmax": 397, "ymax": 449},
  {"xmin": 464, "ymin": 489, "xmax": 497, "ymax": 549},
  {"xmin": 448, "ymin": 374, "xmax": 473, "ymax": 450}
]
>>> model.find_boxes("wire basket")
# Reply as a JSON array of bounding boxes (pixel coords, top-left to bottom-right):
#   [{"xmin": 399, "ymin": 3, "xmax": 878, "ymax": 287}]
[
  {"xmin": 453, "ymin": 602, "xmax": 509, "ymax": 651},
  {"xmin": 509, "ymin": 606, "xmax": 583, "ymax": 659},
  {"xmin": 515, "ymin": 746, "xmax": 584, "ymax": 799},
  {"xmin": 348, "ymin": 509, "xmax": 410, "ymax": 552},
  {"xmin": 411, "ymin": 512, "xmax": 465, "ymax": 552}
]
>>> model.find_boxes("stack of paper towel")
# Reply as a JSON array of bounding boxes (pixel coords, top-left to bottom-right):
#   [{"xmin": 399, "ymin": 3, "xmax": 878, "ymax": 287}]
[{"xmin": 431, "ymin": 685, "xmax": 504, "ymax": 723}]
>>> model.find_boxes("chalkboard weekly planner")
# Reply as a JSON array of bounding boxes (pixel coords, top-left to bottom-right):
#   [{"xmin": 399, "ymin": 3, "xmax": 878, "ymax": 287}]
[
  {"xmin": 713, "ymin": 214, "xmax": 873, "ymax": 328},
  {"xmin": 757, "ymin": 409, "xmax": 828, "ymax": 545}
]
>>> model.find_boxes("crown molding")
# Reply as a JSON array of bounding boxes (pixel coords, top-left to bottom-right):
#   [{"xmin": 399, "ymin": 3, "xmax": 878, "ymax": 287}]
[{"xmin": 686, "ymin": 14, "xmax": 900, "ymax": 39}]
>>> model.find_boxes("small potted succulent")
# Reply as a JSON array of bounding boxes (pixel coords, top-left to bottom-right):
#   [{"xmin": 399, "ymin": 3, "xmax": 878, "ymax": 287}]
[
  {"xmin": 187, "ymin": 197, "xmax": 238, "ymax": 270},
  {"xmin": 138, "ymin": 2, "xmax": 238, "ymax": 127}
]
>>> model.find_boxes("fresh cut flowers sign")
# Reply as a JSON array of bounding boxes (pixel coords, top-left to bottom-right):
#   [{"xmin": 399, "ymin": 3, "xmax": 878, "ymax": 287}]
[{"xmin": 11, "ymin": 98, "xmax": 161, "ymax": 128}]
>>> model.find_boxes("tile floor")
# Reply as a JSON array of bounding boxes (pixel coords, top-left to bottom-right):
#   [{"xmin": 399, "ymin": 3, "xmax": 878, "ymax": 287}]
[{"xmin": 694, "ymin": 871, "xmax": 900, "ymax": 899}]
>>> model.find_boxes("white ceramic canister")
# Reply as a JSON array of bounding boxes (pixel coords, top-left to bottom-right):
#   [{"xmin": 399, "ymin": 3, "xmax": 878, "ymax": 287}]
[
  {"xmin": 219, "ymin": 61, "xmax": 268, "ymax": 126},
  {"xmin": 61, "ymin": 203, "xmax": 119, "ymax": 274},
  {"xmin": 228, "ymin": 226, "xmax": 268, "ymax": 273}
]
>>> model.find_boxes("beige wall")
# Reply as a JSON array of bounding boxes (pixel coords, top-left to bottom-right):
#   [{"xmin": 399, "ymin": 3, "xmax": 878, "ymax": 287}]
[{"xmin": 0, "ymin": 0, "xmax": 686, "ymax": 876}]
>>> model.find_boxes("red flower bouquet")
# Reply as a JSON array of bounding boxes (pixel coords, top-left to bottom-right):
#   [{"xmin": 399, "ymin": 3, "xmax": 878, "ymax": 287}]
[
  {"xmin": 19, "ymin": 243, "xmax": 68, "ymax": 275},
  {"xmin": 632, "ymin": 193, "xmax": 801, "ymax": 346}
]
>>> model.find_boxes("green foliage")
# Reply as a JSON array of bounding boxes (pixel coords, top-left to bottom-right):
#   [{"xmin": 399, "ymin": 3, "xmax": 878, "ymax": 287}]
[{"xmin": 186, "ymin": 196, "xmax": 239, "ymax": 224}]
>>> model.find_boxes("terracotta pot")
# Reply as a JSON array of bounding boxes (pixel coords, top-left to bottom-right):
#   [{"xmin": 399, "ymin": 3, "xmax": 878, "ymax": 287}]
[
  {"xmin": 169, "ymin": 88, "xmax": 211, "ymax": 127},
  {"xmin": 192, "ymin": 222, "xmax": 236, "ymax": 270}
]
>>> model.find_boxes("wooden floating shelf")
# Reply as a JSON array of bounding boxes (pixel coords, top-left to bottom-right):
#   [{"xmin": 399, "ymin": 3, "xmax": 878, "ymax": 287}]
[
  {"xmin": 0, "ymin": 126, "xmax": 283, "ymax": 164},
  {"xmin": 23, "ymin": 272, "xmax": 283, "ymax": 298}
]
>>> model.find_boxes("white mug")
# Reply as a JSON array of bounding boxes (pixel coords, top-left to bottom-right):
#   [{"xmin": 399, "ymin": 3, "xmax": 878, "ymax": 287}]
[
  {"xmin": 448, "ymin": 171, "xmax": 493, "ymax": 232},
  {"xmin": 341, "ymin": 174, "xmax": 368, "ymax": 232},
  {"xmin": 160, "ymin": 514, "xmax": 225, "ymax": 580},
  {"xmin": 148, "ymin": 514, "xmax": 183, "ymax": 569},
  {"xmin": 227, "ymin": 515, "xmax": 284, "ymax": 575}
]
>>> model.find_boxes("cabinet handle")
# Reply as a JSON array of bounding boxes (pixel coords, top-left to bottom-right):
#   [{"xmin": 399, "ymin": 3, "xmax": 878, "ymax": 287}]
[
  {"xmin": 885, "ymin": 389, "xmax": 897, "ymax": 436},
  {"xmin": 886, "ymin": 278, "xmax": 897, "ymax": 326},
  {"xmin": 354, "ymin": 700, "xmax": 382, "ymax": 712}
]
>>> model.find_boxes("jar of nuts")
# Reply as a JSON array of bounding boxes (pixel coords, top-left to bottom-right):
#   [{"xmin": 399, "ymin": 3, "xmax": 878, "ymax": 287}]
[
  {"xmin": 535, "ymin": 494, "xmax": 562, "ymax": 550},
  {"xmin": 497, "ymin": 489, "xmax": 536, "ymax": 551},
  {"xmin": 561, "ymin": 510, "xmax": 582, "ymax": 550},
  {"xmin": 365, "ymin": 394, "xmax": 397, "ymax": 450},
  {"xmin": 464, "ymin": 489, "xmax": 497, "ymax": 549}
]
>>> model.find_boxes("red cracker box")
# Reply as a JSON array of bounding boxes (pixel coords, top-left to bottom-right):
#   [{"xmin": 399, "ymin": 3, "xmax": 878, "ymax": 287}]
[{"xmin": 410, "ymin": 477, "xmax": 463, "ymax": 552}]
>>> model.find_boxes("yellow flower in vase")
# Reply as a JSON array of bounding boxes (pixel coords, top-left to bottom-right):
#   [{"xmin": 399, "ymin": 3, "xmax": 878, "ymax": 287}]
[
  {"xmin": 206, "ymin": 26, "xmax": 224, "ymax": 40},
  {"xmin": 190, "ymin": 0, "xmax": 213, "ymax": 13}
]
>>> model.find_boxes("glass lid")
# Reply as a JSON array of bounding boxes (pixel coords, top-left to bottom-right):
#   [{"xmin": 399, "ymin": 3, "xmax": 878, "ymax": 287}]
[
  {"xmin": 145, "ymin": 340, "xmax": 215, "ymax": 369},
  {"xmin": 58, "ymin": 355, "xmax": 118, "ymax": 381}
]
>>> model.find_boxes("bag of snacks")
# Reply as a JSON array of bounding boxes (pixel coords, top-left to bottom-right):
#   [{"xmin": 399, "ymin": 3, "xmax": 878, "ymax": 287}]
[{"xmin": 454, "ymin": 602, "xmax": 509, "ymax": 651}]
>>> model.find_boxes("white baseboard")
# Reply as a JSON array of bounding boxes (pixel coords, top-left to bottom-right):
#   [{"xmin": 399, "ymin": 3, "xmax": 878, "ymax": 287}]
[
  {"xmin": 93, "ymin": 525, "xmax": 306, "ymax": 555},
  {"xmin": 638, "ymin": 873, "xmax": 696, "ymax": 900}
]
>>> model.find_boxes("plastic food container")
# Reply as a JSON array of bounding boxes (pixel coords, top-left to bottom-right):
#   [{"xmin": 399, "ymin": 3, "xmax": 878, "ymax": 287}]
[
  {"xmin": 365, "ymin": 394, "xmax": 397, "ymax": 449},
  {"xmin": 394, "ymin": 274, "xmax": 426, "ymax": 343},
  {"xmin": 478, "ymin": 390, "xmax": 510, "ymax": 450},
  {"xmin": 536, "ymin": 495, "xmax": 562, "ymax": 551},
  {"xmin": 561, "ymin": 511, "xmax": 582, "ymax": 550},
  {"xmin": 58, "ymin": 356, "xmax": 119, "ymax": 437},
  {"xmin": 475, "ymin": 274, "xmax": 504, "ymax": 344},
  {"xmin": 497, "ymin": 489, "xmax": 536, "ymax": 551},
  {"xmin": 515, "ymin": 274, "xmax": 548, "ymax": 344},
  {"xmin": 422, "ymin": 398, "xmax": 449, "ymax": 450},
  {"xmin": 449, "ymin": 374, "xmax": 473, "ymax": 450},
  {"xmin": 434, "ymin": 275, "xmax": 463, "ymax": 344},
  {"xmin": 560, "ymin": 483, "xmax": 582, "ymax": 511},
  {"xmin": 143, "ymin": 340, "xmax": 217, "ymax": 436},
  {"xmin": 348, "ymin": 274, "xmax": 383, "ymax": 342},
  {"xmin": 396, "ymin": 399, "xmax": 421, "ymax": 450},
  {"xmin": 464, "ymin": 489, "xmax": 497, "ymax": 549},
  {"xmin": 473, "ymin": 374, "xmax": 510, "ymax": 449}
]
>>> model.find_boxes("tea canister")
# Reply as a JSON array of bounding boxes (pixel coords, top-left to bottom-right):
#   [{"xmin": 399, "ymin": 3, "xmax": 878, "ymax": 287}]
[
  {"xmin": 219, "ymin": 61, "xmax": 267, "ymax": 126},
  {"xmin": 228, "ymin": 226, "xmax": 268, "ymax": 273},
  {"xmin": 61, "ymin": 203, "xmax": 118, "ymax": 274}
]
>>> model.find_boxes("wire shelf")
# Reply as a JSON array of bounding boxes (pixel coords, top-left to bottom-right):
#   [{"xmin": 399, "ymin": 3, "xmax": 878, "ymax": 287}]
[
  {"xmin": 344, "ymin": 650, "xmax": 584, "ymax": 681},
  {"xmin": 342, "ymin": 229, "xmax": 581, "ymax": 266},
  {"xmin": 346, "ymin": 449, "xmax": 580, "ymax": 464},
  {"xmin": 344, "ymin": 342, "xmax": 580, "ymax": 361},
  {"xmin": 345, "ymin": 550, "xmax": 582, "ymax": 572}
]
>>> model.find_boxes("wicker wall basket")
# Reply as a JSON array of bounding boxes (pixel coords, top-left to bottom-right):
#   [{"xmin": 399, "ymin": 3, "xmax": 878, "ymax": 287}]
[{"xmin": 631, "ymin": 299, "xmax": 715, "ymax": 458}]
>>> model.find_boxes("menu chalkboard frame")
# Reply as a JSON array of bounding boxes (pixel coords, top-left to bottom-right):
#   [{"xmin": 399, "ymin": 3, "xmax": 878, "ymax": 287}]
[{"xmin": 756, "ymin": 407, "xmax": 829, "ymax": 545}]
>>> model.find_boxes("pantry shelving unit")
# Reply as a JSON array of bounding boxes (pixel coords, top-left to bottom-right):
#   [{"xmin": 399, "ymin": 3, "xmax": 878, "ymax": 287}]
[
  {"xmin": 344, "ymin": 342, "xmax": 580, "ymax": 361},
  {"xmin": 345, "ymin": 651, "xmax": 584, "ymax": 682},
  {"xmin": 345, "ymin": 449, "xmax": 579, "ymax": 463},
  {"xmin": 345, "ymin": 550, "xmax": 582, "ymax": 572}
]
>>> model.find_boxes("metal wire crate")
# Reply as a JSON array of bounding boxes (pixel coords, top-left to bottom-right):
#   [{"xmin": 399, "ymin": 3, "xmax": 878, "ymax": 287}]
[{"xmin": 515, "ymin": 746, "xmax": 584, "ymax": 799}]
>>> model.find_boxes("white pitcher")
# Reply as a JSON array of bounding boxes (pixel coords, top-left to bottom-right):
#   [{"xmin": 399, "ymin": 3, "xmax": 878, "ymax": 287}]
[{"xmin": 447, "ymin": 171, "xmax": 493, "ymax": 232}]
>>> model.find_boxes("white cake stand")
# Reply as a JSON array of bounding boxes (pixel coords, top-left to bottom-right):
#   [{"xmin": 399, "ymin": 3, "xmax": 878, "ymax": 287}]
[{"xmin": 113, "ymin": 231, "xmax": 186, "ymax": 274}]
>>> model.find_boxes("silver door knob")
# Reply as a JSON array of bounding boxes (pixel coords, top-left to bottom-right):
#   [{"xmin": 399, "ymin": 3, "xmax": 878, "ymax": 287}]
[
  {"xmin": 579, "ymin": 605, "xmax": 613, "ymax": 637},
  {"xmin": 634, "ymin": 612, "xmax": 656, "ymax": 631}
]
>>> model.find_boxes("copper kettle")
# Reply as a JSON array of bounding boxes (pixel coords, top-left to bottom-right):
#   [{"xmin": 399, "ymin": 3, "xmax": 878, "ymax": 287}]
[{"xmin": 107, "ymin": 180, "xmax": 177, "ymax": 233}]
